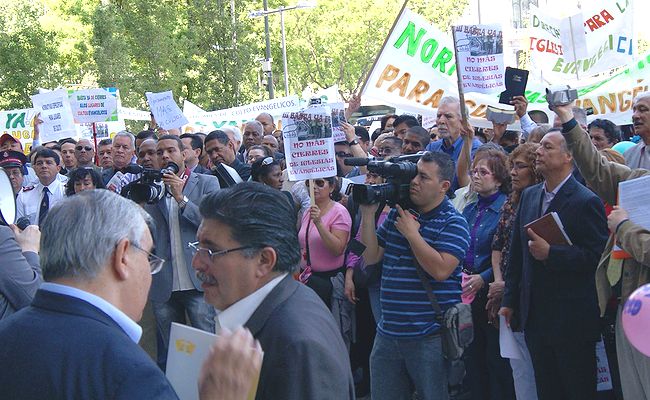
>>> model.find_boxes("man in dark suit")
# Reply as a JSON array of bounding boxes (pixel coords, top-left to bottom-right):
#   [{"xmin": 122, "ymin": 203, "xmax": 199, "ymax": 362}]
[
  {"xmin": 192, "ymin": 182, "xmax": 355, "ymax": 400},
  {"xmin": 500, "ymin": 130, "xmax": 608, "ymax": 400},
  {"xmin": 0, "ymin": 190, "xmax": 179, "ymax": 399},
  {"xmin": 181, "ymin": 133, "xmax": 210, "ymax": 174},
  {"xmin": 145, "ymin": 135, "xmax": 220, "ymax": 368}
]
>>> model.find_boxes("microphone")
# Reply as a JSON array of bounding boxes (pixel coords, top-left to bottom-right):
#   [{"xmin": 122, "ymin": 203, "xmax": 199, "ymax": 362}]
[
  {"xmin": 344, "ymin": 157, "xmax": 370, "ymax": 166},
  {"xmin": 15, "ymin": 217, "xmax": 31, "ymax": 230}
]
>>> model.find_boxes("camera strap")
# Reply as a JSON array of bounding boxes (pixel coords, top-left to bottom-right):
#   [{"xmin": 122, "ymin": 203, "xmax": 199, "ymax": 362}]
[
  {"xmin": 304, "ymin": 219, "xmax": 312, "ymax": 267},
  {"xmin": 414, "ymin": 259, "xmax": 444, "ymax": 323}
]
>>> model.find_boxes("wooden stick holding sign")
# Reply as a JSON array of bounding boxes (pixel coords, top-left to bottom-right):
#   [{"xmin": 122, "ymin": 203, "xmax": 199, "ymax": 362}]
[
  {"xmin": 309, "ymin": 179, "xmax": 315, "ymax": 206},
  {"xmin": 451, "ymin": 26, "xmax": 469, "ymax": 123}
]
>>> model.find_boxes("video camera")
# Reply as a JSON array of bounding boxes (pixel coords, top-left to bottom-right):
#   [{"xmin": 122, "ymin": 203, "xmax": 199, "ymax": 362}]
[
  {"xmin": 545, "ymin": 85, "xmax": 578, "ymax": 110},
  {"xmin": 344, "ymin": 154, "xmax": 422, "ymax": 208},
  {"xmin": 120, "ymin": 162, "xmax": 180, "ymax": 204}
]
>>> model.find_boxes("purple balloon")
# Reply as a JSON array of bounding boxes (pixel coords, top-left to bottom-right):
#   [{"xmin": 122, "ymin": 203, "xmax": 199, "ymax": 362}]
[{"xmin": 622, "ymin": 284, "xmax": 650, "ymax": 356}]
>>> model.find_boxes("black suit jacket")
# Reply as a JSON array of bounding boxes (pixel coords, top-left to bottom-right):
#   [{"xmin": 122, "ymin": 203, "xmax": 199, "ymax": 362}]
[
  {"xmin": 0, "ymin": 290, "xmax": 178, "ymax": 399},
  {"xmin": 245, "ymin": 275, "xmax": 355, "ymax": 400},
  {"xmin": 503, "ymin": 176, "xmax": 608, "ymax": 343}
]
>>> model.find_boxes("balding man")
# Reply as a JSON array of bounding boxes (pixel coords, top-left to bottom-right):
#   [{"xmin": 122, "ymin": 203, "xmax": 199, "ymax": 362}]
[
  {"xmin": 625, "ymin": 92, "xmax": 650, "ymax": 169},
  {"xmin": 74, "ymin": 138, "xmax": 100, "ymax": 172},
  {"xmin": 239, "ymin": 121, "xmax": 264, "ymax": 162},
  {"xmin": 255, "ymin": 113, "xmax": 276, "ymax": 135}
]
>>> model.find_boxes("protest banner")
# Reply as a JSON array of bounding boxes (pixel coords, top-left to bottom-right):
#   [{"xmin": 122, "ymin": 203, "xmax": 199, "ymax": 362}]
[
  {"xmin": 453, "ymin": 24, "xmax": 505, "ymax": 95},
  {"xmin": 146, "ymin": 90, "xmax": 189, "ymax": 130},
  {"xmin": 184, "ymin": 95, "xmax": 301, "ymax": 132},
  {"xmin": 328, "ymin": 102, "xmax": 347, "ymax": 142},
  {"xmin": 118, "ymin": 106, "xmax": 151, "ymax": 121},
  {"xmin": 361, "ymin": 5, "xmax": 650, "ymax": 128},
  {"xmin": 0, "ymin": 108, "xmax": 37, "ymax": 153},
  {"xmin": 31, "ymin": 89, "xmax": 76, "ymax": 143},
  {"xmin": 282, "ymin": 104, "xmax": 336, "ymax": 182},
  {"xmin": 529, "ymin": 1, "xmax": 635, "ymax": 83},
  {"xmin": 68, "ymin": 87, "xmax": 119, "ymax": 124}
]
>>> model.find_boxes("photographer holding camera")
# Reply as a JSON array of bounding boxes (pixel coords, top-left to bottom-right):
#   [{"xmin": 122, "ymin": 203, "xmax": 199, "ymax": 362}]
[
  {"xmin": 144, "ymin": 135, "xmax": 220, "ymax": 369},
  {"xmin": 359, "ymin": 151, "xmax": 470, "ymax": 400}
]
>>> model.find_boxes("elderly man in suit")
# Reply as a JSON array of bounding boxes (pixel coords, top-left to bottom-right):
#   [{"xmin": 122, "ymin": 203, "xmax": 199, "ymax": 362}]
[
  {"xmin": 145, "ymin": 134, "xmax": 220, "ymax": 369},
  {"xmin": 192, "ymin": 182, "xmax": 355, "ymax": 400},
  {"xmin": 500, "ymin": 129, "xmax": 608, "ymax": 400}
]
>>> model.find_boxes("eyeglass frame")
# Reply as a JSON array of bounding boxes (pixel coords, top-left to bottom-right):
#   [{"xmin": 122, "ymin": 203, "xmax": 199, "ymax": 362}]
[
  {"xmin": 187, "ymin": 241, "xmax": 255, "ymax": 261},
  {"xmin": 305, "ymin": 179, "xmax": 326, "ymax": 188},
  {"xmin": 470, "ymin": 168, "xmax": 493, "ymax": 177},
  {"xmin": 131, "ymin": 243, "xmax": 165, "ymax": 274},
  {"xmin": 75, "ymin": 145, "xmax": 94, "ymax": 152}
]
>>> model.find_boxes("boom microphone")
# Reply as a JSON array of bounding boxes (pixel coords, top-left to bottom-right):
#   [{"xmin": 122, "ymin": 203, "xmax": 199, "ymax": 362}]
[{"xmin": 344, "ymin": 157, "xmax": 371, "ymax": 166}]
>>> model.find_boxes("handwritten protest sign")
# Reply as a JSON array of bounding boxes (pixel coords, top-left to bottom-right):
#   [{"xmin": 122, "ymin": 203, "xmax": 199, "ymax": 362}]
[
  {"xmin": 282, "ymin": 106, "xmax": 336, "ymax": 181},
  {"xmin": 68, "ymin": 88, "xmax": 119, "ymax": 123},
  {"xmin": 453, "ymin": 24, "xmax": 505, "ymax": 94},
  {"xmin": 529, "ymin": 1, "xmax": 635, "ymax": 83},
  {"xmin": 146, "ymin": 90, "xmax": 189, "ymax": 130},
  {"xmin": 31, "ymin": 89, "xmax": 76, "ymax": 142}
]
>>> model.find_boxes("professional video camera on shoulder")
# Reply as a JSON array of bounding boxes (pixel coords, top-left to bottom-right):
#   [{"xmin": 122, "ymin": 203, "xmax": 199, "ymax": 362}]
[
  {"xmin": 344, "ymin": 153, "xmax": 422, "ymax": 208},
  {"xmin": 120, "ymin": 162, "xmax": 179, "ymax": 204}
]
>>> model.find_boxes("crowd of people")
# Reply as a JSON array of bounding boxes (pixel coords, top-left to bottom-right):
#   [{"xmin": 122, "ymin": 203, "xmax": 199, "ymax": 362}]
[{"xmin": 0, "ymin": 91, "xmax": 648, "ymax": 400}]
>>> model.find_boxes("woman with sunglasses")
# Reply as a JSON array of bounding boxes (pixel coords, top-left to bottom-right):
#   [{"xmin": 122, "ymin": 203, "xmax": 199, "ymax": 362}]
[
  {"xmin": 298, "ymin": 176, "xmax": 352, "ymax": 307},
  {"xmin": 488, "ymin": 142, "xmax": 541, "ymax": 400},
  {"xmin": 461, "ymin": 147, "xmax": 515, "ymax": 400},
  {"xmin": 65, "ymin": 167, "xmax": 106, "ymax": 196}
]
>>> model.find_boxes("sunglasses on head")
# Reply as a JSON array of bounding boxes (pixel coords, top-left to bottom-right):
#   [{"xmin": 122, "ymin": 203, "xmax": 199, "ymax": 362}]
[
  {"xmin": 76, "ymin": 146, "xmax": 93, "ymax": 152},
  {"xmin": 261, "ymin": 156, "xmax": 274, "ymax": 166},
  {"xmin": 306, "ymin": 179, "xmax": 326, "ymax": 188}
]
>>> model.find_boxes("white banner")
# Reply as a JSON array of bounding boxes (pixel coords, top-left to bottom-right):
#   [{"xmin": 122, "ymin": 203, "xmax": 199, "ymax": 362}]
[
  {"xmin": 184, "ymin": 95, "xmax": 301, "ymax": 132},
  {"xmin": 282, "ymin": 106, "xmax": 336, "ymax": 181},
  {"xmin": 31, "ymin": 89, "xmax": 77, "ymax": 142},
  {"xmin": 118, "ymin": 106, "xmax": 151, "ymax": 121},
  {"xmin": 529, "ymin": 1, "xmax": 635, "ymax": 83},
  {"xmin": 146, "ymin": 90, "xmax": 189, "ymax": 130},
  {"xmin": 68, "ymin": 88, "xmax": 119, "ymax": 123},
  {"xmin": 362, "ymin": 7, "xmax": 650, "ymax": 128},
  {"xmin": 454, "ymin": 24, "xmax": 505, "ymax": 94}
]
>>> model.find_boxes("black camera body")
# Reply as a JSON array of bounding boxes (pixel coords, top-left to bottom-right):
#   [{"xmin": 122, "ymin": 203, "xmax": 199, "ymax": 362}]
[
  {"xmin": 121, "ymin": 162, "xmax": 180, "ymax": 204},
  {"xmin": 345, "ymin": 154, "xmax": 422, "ymax": 208}
]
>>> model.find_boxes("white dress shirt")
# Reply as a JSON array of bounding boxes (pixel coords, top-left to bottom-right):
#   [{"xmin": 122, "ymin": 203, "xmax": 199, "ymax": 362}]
[
  {"xmin": 40, "ymin": 282, "xmax": 143, "ymax": 343},
  {"xmin": 215, "ymin": 273, "xmax": 287, "ymax": 333},
  {"xmin": 541, "ymin": 172, "xmax": 572, "ymax": 214},
  {"xmin": 16, "ymin": 178, "xmax": 66, "ymax": 224}
]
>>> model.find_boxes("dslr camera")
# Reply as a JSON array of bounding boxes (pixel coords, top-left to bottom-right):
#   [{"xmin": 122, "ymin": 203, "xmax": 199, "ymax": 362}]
[
  {"xmin": 121, "ymin": 162, "xmax": 180, "ymax": 204},
  {"xmin": 344, "ymin": 154, "xmax": 422, "ymax": 208}
]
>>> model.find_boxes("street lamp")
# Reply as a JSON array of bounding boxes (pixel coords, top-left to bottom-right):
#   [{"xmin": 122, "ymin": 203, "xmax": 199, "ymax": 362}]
[{"xmin": 249, "ymin": 1, "xmax": 317, "ymax": 98}]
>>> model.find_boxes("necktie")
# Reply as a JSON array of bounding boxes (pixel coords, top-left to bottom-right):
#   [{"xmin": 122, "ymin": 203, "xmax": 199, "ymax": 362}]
[{"xmin": 39, "ymin": 187, "xmax": 50, "ymax": 226}]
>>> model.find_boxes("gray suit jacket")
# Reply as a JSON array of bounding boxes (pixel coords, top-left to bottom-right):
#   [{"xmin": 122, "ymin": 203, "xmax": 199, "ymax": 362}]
[
  {"xmin": 0, "ymin": 226, "xmax": 41, "ymax": 320},
  {"xmin": 146, "ymin": 172, "xmax": 220, "ymax": 302},
  {"xmin": 246, "ymin": 275, "xmax": 355, "ymax": 400}
]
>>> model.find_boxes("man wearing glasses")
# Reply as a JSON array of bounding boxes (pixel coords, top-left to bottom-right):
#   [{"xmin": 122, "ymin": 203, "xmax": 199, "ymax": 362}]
[
  {"xmin": 0, "ymin": 190, "xmax": 179, "ymax": 399},
  {"xmin": 191, "ymin": 182, "xmax": 354, "ymax": 400},
  {"xmin": 73, "ymin": 138, "xmax": 101, "ymax": 172}
]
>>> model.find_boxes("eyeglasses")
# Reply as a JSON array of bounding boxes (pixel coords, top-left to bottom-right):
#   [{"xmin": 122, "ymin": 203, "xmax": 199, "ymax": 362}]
[
  {"xmin": 470, "ymin": 168, "xmax": 493, "ymax": 177},
  {"xmin": 131, "ymin": 243, "xmax": 165, "ymax": 274},
  {"xmin": 188, "ymin": 242, "xmax": 254, "ymax": 261},
  {"xmin": 76, "ymin": 146, "xmax": 93, "ymax": 152},
  {"xmin": 305, "ymin": 179, "xmax": 326, "ymax": 188},
  {"xmin": 335, "ymin": 151, "xmax": 353, "ymax": 158}
]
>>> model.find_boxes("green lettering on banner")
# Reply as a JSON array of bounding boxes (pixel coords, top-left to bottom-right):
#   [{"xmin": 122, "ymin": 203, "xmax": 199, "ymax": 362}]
[
  {"xmin": 431, "ymin": 48, "xmax": 454, "ymax": 75},
  {"xmin": 393, "ymin": 21, "xmax": 426, "ymax": 57},
  {"xmin": 5, "ymin": 112, "xmax": 26, "ymax": 129},
  {"xmin": 420, "ymin": 39, "xmax": 439, "ymax": 63}
]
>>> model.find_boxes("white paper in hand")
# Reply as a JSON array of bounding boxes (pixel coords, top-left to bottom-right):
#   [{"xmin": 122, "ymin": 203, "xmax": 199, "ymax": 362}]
[
  {"xmin": 166, "ymin": 322, "xmax": 217, "ymax": 400},
  {"xmin": 31, "ymin": 89, "xmax": 77, "ymax": 142},
  {"xmin": 146, "ymin": 91, "xmax": 189, "ymax": 130},
  {"xmin": 499, "ymin": 315, "xmax": 523, "ymax": 359}
]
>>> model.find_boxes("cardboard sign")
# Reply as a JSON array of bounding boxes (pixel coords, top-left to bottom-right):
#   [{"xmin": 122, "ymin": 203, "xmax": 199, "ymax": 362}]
[
  {"xmin": 146, "ymin": 90, "xmax": 189, "ymax": 130},
  {"xmin": 30, "ymin": 89, "xmax": 76, "ymax": 142},
  {"xmin": 282, "ymin": 105, "xmax": 336, "ymax": 181},
  {"xmin": 453, "ymin": 24, "xmax": 505, "ymax": 94},
  {"xmin": 68, "ymin": 88, "xmax": 119, "ymax": 123}
]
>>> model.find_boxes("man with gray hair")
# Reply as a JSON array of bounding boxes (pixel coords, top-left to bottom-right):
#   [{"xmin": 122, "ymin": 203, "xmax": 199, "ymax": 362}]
[
  {"xmin": 102, "ymin": 130, "xmax": 136, "ymax": 185},
  {"xmin": 0, "ymin": 190, "xmax": 179, "ymax": 398},
  {"xmin": 625, "ymin": 92, "xmax": 650, "ymax": 169},
  {"xmin": 238, "ymin": 120, "xmax": 264, "ymax": 162},
  {"xmin": 425, "ymin": 96, "xmax": 483, "ymax": 191}
]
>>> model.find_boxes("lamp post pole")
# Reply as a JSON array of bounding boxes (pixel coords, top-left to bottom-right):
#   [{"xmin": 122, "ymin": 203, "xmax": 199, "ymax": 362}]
[
  {"xmin": 263, "ymin": 0, "xmax": 274, "ymax": 99},
  {"xmin": 280, "ymin": 7, "xmax": 290, "ymax": 96}
]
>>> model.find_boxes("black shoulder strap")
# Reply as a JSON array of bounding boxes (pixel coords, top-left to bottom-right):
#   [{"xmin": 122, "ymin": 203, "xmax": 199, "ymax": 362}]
[
  {"xmin": 414, "ymin": 259, "xmax": 444, "ymax": 318},
  {"xmin": 304, "ymin": 219, "xmax": 312, "ymax": 267}
]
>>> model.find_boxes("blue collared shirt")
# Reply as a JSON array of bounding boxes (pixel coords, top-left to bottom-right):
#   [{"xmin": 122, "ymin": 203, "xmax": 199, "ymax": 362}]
[
  {"xmin": 40, "ymin": 282, "xmax": 143, "ymax": 343},
  {"xmin": 426, "ymin": 136, "xmax": 483, "ymax": 192}
]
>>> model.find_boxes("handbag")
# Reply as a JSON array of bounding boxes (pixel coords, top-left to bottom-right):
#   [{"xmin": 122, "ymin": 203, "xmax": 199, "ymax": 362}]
[{"xmin": 415, "ymin": 261, "xmax": 474, "ymax": 361}]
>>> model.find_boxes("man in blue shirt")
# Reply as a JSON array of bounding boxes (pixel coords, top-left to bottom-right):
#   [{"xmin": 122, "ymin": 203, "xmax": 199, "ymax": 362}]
[
  {"xmin": 426, "ymin": 97, "xmax": 483, "ymax": 192},
  {"xmin": 360, "ymin": 151, "xmax": 470, "ymax": 400}
]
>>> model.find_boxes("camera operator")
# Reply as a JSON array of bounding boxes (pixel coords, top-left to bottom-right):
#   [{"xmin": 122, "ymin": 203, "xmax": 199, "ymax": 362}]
[
  {"xmin": 144, "ymin": 135, "xmax": 220, "ymax": 369},
  {"xmin": 359, "ymin": 151, "xmax": 470, "ymax": 400}
]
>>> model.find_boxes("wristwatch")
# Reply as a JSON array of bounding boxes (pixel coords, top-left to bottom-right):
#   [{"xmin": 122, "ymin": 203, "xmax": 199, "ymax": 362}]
[
  {"xmin": 178, "ymin": 196, "xmax": 189, "ymax": 209},
  {"xmin": 348, "ymin": 139, "xmax": 359, "ymax": 146}
]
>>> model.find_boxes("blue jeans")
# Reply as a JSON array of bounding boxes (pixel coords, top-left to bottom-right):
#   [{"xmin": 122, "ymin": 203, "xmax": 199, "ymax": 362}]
[
  {"xmin": 370, "ymin": 332, "xmax": 449, "ymax": 400},
  {"xmin": 152, "ymin": 289, "xmax": 216, "ymax": 369},
  {"xmin": 368, "ymin": 283, "xmax": 381, "ymax": 324}
]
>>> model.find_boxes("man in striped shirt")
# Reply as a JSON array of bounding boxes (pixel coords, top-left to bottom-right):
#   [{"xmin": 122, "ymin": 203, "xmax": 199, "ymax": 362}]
[{"xmin": 360, "ymin": 151, "xmax": 470, "ymax": 400}]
